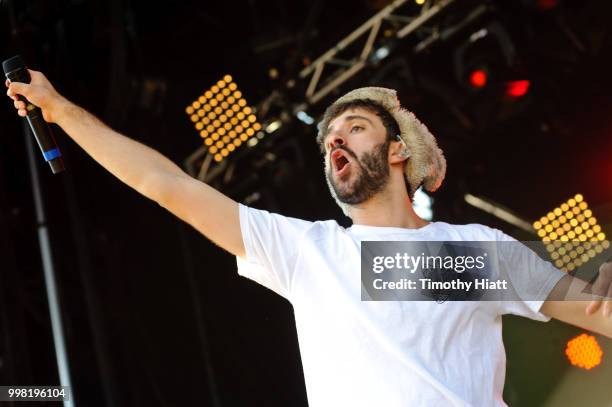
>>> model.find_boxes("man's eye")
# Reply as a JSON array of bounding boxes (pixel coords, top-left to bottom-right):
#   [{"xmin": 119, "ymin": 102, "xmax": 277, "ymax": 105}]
[{"xmin": 351, "ymin": 125, "xmax": 363, "ymax": 133}]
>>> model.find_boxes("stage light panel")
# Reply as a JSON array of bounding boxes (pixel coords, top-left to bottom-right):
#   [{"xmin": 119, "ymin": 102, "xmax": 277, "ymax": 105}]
[
  {"xmin": 565, "ymin": 333, "xmax": 603, "ymax": 370},
  {"xmin": 186, "ymin": 75, "xmax": 262, "ymax": 162},
  {"xmin": 533, "ymin": 194, "xmax": 609, "ymax": 272}
]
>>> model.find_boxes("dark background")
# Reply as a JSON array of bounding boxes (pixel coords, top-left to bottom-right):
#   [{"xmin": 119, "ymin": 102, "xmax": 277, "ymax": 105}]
[{"xmin": 0, "ymin": 0, "xmax": 611, "ymax": 406}]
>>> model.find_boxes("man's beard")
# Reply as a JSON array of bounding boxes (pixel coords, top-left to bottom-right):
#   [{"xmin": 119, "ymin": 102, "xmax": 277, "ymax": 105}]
[{"xmin": 325, "ymin": 140, "xmax": 391, "ymax": 205}]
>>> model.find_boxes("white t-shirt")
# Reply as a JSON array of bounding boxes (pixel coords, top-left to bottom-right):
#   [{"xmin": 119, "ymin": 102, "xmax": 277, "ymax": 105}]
[{"xmin": 235, "ymin": 204, "xmax": 566, "ymax": 407}]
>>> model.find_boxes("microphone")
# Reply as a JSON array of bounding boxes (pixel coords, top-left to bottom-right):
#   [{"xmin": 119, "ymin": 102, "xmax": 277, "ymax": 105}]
[{"xmin": 3, "ymin": 55, "xmax": 65, "ymax": 174}]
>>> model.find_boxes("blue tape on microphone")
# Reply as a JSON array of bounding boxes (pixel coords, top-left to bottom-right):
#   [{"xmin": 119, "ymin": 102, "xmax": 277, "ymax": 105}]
[{"xmin": 43, "ymin": 148, "xmax": 61, "ymax": 161}]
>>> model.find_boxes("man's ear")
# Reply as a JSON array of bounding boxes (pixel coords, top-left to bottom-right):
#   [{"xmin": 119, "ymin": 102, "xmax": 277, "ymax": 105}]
[{"xmin": 389, "ymin": 137, "xmax": 410, "ymax": 164}]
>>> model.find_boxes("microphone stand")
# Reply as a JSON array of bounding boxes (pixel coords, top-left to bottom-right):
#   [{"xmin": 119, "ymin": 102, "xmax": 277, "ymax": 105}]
[{"xmin": 23, "ymin": 121, "xmax": 74, "ymax": 407}]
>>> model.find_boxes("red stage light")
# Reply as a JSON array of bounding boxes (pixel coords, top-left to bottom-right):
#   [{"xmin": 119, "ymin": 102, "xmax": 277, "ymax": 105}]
[
  {"xmin": 506, "ymin": 80, "xmax": 530, "ymax": 97},
  {"xmin": 537, "ymin": 0, "xmax": 559, "ymax": 10},
  {"xmin": 469, "ymin": 69, "xmax": 488, "ymax": 88}
]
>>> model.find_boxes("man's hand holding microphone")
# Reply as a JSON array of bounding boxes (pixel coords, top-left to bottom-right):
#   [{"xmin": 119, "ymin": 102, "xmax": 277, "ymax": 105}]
[{"xmin": 4, "ymin": 55, "xmax": 66, "ymax": 173}]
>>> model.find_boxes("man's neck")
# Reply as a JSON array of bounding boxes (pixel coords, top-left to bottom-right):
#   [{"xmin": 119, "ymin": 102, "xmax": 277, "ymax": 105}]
[{"xmin": 348, "ymin": 185, "xmax": 430, "ymax": 230}]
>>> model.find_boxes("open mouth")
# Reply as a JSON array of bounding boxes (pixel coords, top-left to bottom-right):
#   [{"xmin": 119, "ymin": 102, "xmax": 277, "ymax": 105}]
[{"xmin": 331, "ymin": 149, "xmax": 351, "ymax": 175}]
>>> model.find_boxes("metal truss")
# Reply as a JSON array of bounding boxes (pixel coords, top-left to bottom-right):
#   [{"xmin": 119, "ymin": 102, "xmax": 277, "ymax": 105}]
[{"xmin": 299, "ymin": 0, "xmax": 456, "ymax": 105}]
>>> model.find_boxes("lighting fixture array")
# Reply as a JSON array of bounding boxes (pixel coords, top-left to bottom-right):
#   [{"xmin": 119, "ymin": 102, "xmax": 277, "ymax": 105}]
[
  {"xmin": 565, "ymin": 333, "xmax": 603, "ymax": 370},
  {"xmin": 186, "ymin": 75, "xmax": 262, "ymax": 162},
  {"xmin": 533, "ymin": 194, "xmax": 609, "ymax": 272}
]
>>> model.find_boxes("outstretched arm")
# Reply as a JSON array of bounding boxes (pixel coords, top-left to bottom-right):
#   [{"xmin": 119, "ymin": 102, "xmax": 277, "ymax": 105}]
[
  {"xmin": 541, "ymin": 260, "xmax": 612, "ymax": 338},
  {"xmin": 5, "ymin": 70, "xmax": 244, "ymax": 257}
]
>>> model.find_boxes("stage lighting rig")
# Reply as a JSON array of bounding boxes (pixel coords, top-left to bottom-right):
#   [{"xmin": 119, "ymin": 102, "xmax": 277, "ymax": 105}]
[
  {"xmin": 533, "ymin": 194, "xmax": 609, "ymax": 273},
  {"xmin": 185, "ymin": 75, "xmax": 263, "ymax": 164},
  {"xmin": 565, "ymin": 333, "xmax": 603, "ymax": 370},
  {"xmin": 183, "ymin": 0, "xmax": 481, "ymax": 187},
  {"xmin": 453, "ymin": 21, "xmax": 516, "ymax": 92},
  {"xmin": 298, "ymin": 0, "xmax": 458, "ymax": 106}
]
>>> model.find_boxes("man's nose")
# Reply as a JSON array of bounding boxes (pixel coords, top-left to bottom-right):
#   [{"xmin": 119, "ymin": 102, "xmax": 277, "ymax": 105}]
[{"xmin": 327, "ymin": 132, "xmax": 346, "ymax": 151}]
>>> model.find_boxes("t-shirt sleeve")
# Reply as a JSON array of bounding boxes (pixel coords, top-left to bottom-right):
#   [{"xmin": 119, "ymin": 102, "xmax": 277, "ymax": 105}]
[
  {"xmin": 493, "ymin": 228, "xmax": 566, "ymax": 321},
  {"xmin": 235, "ymin": 203, "xmax": 313, "ymax": 300}
]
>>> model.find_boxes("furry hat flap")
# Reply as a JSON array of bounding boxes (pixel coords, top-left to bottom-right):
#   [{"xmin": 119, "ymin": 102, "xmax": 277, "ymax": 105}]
[{"xmin": 328, "ymin": 87, "xmax": 446, "ymax": 196}]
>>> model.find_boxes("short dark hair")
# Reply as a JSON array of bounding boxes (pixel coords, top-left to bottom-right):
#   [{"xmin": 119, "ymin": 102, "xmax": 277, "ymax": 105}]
[{"xmin": 316, "ymin": 98, "xmax": 401, "ymax": 154}]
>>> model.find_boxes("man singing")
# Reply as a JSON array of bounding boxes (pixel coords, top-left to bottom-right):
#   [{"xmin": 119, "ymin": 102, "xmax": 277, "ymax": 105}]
[{"xmin": 5, "ymin": 71, "xmax": 611, "ymax": 406}]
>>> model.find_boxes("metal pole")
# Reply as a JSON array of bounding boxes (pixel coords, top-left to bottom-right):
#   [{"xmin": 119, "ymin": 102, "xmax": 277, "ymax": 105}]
[
  {"xmin": 176, "ymin": 222, "xmax": 222, "ymax": 407},
  {"xmin": 23, "ymin": 121, "xmax": 74, "ymax": 407}
]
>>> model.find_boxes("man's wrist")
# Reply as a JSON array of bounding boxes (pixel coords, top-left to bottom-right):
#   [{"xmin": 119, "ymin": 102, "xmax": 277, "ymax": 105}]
[{"xmin": 53, "ymin": 96, "xmax": 79, "ymax": 126}]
